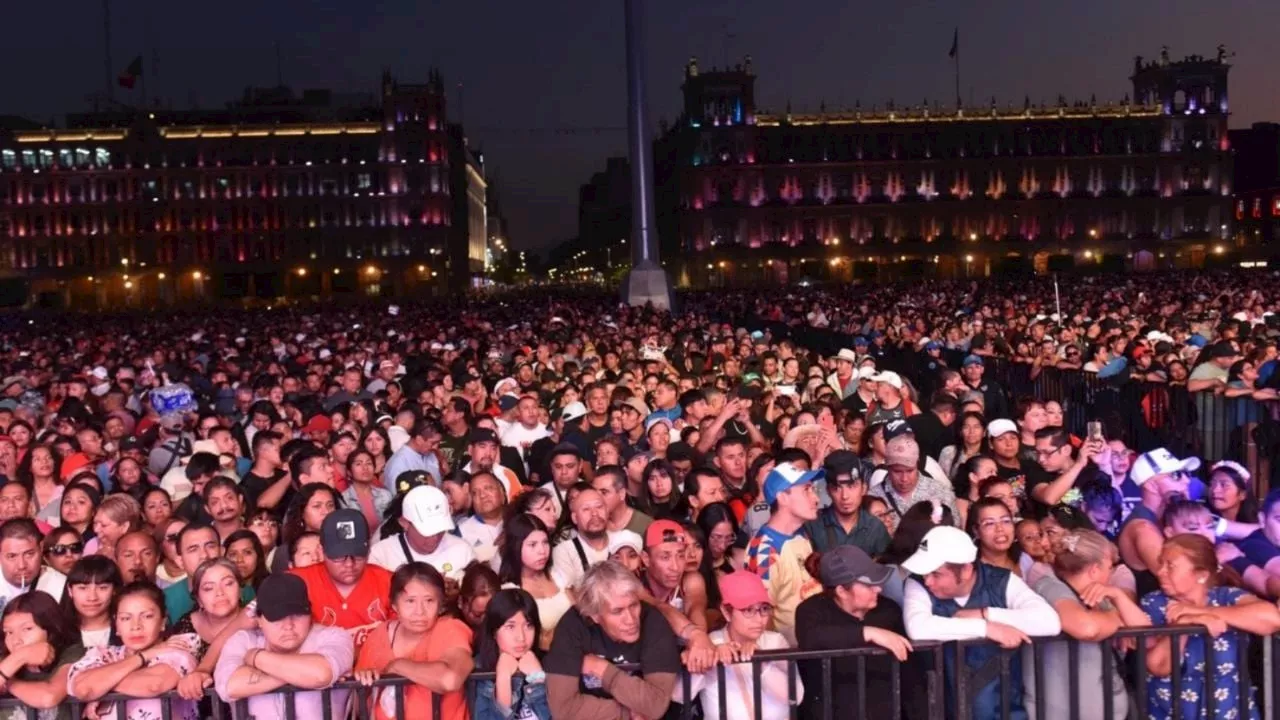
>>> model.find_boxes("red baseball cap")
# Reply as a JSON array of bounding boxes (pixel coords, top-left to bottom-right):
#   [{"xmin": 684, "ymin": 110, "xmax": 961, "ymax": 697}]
[{"xmin": 644, "ymin": 519, "xmax": 687, "ymax": 549}]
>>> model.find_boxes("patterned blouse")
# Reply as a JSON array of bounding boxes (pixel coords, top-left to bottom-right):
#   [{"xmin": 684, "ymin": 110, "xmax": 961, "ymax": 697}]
[
  {"xmin": 1140, "ymin": 587, "xmax": 1259, "ymax": 720},
  {"xmin": 67, "ymin": 641, "xmax": 200, "ymax": 720}
]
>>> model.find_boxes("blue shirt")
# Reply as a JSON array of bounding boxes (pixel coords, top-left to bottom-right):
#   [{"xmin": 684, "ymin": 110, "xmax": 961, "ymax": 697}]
[{"xmin": 382, "ymin": 444, "xmax": 441, "ymax": 492}]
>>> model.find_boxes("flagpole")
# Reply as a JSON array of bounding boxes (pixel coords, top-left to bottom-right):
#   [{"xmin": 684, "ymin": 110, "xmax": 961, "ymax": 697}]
[
  {"xmin": 103, "ymin": 0, "xmax": 114, "ymax": 105},
  {"xmin": 953, "ymin": 32, "xmax": 961, "ymax": 110}
]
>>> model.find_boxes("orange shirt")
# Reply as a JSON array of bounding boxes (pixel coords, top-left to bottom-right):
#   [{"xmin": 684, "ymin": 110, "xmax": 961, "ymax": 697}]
[
  {"xmin": 291, "ymin": 563, "xmax": 394, "ymax": 648},
  {"xmin": 356, "ymin": 618, "xmax": 473, "ymax": 720}
]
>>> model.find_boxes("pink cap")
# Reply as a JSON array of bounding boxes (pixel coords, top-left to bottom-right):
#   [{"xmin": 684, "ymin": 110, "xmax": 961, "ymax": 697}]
[{"xmin": 719, "ymin": 570, "xmax": 771, "ymax": 609}]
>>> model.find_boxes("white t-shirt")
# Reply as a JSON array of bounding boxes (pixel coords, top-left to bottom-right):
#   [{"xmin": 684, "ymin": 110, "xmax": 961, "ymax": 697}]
[
  {"xmin": 678, "ymin": 629, "xmax": 799, "ymax": 720},
  {"xmin": 500, "ymin": 423, "xmax": 549, "ymax": 458},
  {"xmin": 550, "ymin": 531, "xmax": 612, "ymax": 590},
  {"xmin": 368, "ymin": 532, "xmax": 476, "ymax": 581},
  {"xmin": 458, "ymin": 516, "xmax": 503, "ymax": 563},
  {"xmin": 0, "ymin": 569, "xmax": 66, "ymax": 612}
]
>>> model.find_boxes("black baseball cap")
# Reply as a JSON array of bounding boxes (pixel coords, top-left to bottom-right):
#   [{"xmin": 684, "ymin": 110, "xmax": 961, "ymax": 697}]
[
  {"xmin": 256, "ymin": 574, "xmax": 312, "ymax": 621},
  {"xmin": 469, "ymin": 428, "xmax": 500, "ymax": 446},
  {"xmin": 822, "ymin": 450, "xmax": 862, "ymax": 483},
  {"xmin": 321, "ymin": 509, "xmax": 370, "ymax": 560},
  {"xmin": 883, "ymin": 419, "xmax": 915, "ymax": 443}
]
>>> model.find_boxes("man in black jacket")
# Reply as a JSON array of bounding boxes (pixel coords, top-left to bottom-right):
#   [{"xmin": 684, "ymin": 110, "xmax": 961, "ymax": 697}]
[{"xmin": 795, "ymin": 546, "xmax": 931, "ymax": 720}]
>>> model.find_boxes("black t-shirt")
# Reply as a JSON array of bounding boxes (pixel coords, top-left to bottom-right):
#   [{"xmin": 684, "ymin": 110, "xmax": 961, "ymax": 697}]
[
  {"xmin": 995, "ymin": 457, "xmax": 1036, "ymax": 503},
  {"xmin": 438, "ymin": 433, "xmax": 469, "ymax": 471},
  {"xmin": 239, "ymin": 469, "xmax": 286, "ymax": 511},
  {"xmin": 583, "ymin": 419, "xmax": 613, "ymax": 445},
  {"xmin": 543, "ymin": 604, "xmax": 680, "ymax": 700},
  {"xmin": 795, "ymin": 593, "xmax": 929, "ymax": 720}
]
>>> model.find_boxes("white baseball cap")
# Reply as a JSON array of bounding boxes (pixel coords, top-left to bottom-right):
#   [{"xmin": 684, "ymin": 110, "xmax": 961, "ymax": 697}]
[
  {"xmin": 857, "ymin": 366, "xmax": 878, "ymax": 381},
  {"xmin": 987, "ymin": 419, "xmax": 1019, "ymax": 438},
  {"xmin": 402, "ymin": 485, "xmax": 454, "ymax": 537},
  {"xmin": 902, "ymin": 526, "xmax": 978, "ymax": 575},
  {"xmin": 560, "ymin": 401, "xmax": 588, "ymax": 423},
  {"xmin": 871, "ymin": 371, "xmax": 904, "ymax": 390},
  {"xmin": 1131, "ymin": 448, "xmax": 1201, "ymax": 486},
  {"xmin": 607, "ymin": 530, "xmax": 643, "ymax": 557}
]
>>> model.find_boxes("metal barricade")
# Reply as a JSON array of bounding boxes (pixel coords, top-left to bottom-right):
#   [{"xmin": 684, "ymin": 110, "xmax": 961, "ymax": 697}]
[{"xmin": 6, "ymin": 627, "xmax": 1279, "ymax": 720}]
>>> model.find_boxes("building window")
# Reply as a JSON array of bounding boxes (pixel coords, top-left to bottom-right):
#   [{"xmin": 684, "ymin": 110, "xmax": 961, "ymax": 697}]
[
  {"xmin": 76, "ymin": 148, "xmax": 91, "ymax": 168},
  {"xmin": 20, "ymin": 151, "xmax": 34, "ymax": 169},
  {"xmin": 356, "ymin": 173, "xmax": 372, "ymax": 190},
  {"xmin": 59, "ymin": 149, "xmax": 74, "ymax": 169},
  {"xmin": 95, "ymin": 148, "xmax": 111, "ymax": 168},
  {"xmin": 1, "ymin": 150, "xmax": 14, "ymax": 169}
]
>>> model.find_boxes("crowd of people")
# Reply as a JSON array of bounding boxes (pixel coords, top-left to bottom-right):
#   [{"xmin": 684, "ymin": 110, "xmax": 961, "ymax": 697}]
[{"xmin": 0, "ymin": 271, "xmax": 1277, "ymax": 720}]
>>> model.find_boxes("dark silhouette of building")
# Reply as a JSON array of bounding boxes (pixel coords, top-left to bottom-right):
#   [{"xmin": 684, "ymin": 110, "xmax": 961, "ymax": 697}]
[
  {"xmin": 0, "ymin": 70, "xmax": 486, "ymax": 307},
  {"xmin": 654, "ymin": 49, "xmax": 1234, "ymax": 287}
]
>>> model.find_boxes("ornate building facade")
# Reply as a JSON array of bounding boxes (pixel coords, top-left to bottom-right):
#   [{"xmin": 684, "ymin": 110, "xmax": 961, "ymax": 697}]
[
  {"xmin": 0, "ymin": 70, "xmax": 487, "ymax": 307},
  {"xmin": 654, "ymin": 49, "xmax": 1235, "ymax": 286}
]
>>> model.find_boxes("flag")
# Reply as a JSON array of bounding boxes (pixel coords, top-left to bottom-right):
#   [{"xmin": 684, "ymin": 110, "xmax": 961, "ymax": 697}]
[
  {"xmin": 949, "ymin": 29, "xmax": 958, "ymax": 59},
  {"xmin": 118, "ymin": 56, "xmax": 143, "ymax": 89}
]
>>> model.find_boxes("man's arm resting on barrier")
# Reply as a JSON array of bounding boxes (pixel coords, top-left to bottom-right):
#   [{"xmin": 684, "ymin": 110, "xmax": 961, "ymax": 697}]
[
  {"xmin": 902, "ymin": 579, "xmax": 986, "ymax": 641},
  {"xmin": 546, "ymin": 672, "xmax": 625, "ymax": 720},
  {"xmin": 986, "ymin": 574, "xmax": 1062, "ymax": 637},
  {"xmin": 599, "ymin": 662, "xmax": 677, "ymax": 720}
]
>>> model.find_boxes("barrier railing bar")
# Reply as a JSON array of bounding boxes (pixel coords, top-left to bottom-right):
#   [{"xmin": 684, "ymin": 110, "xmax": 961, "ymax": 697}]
[
  {"xmin": 751, "ymin": 658, "xmax": 763, "ymax": 720},
  {"xmin": 1067, "ymin": 638, "xmax": 1079, "ymax": 720},
  {"xmin": 1170, "ymin": 634, "xmax": 1182, "ymax": 720}
]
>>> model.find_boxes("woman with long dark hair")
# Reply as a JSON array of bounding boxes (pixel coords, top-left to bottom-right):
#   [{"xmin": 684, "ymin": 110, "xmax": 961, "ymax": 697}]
[
  {"xmin": 66, "ymin": 582, "xmax": 198, "ymax": 720},
  {"xmin": 41, "ymin": 528, "xmax": 83, "ymax": 577},
  {"xmin": 221, "ymin": 530, "xmax": 268, "ymax": 590},
  {"xmin": 57, "ymin": 484, "xmax": 99, "ymax": 540},
  {"xmin": 342, "ymin": 449, "xmax": 392, "ymax": 532},
  {"xmin": 108, "ymin": 457, "xmax": 149, "ymax": 497},
  {"xmin": 629, "ymin": 459, "xmax": 682, "ymax": 521},
  {"xmin": 1207, "ymin": 461, "xmax": 1259, "ymax": 523},
  {"xmin": 274, "ymin": 484, "xmax": 341, "ymax": 572},
  {"xmin": 497, "ymin": 515, "xmax": 571, "ymax": 650},
  {"xmin": 965, "ymin": 497, "xmax": 1025, "ymax": 577},
  {"xmin": 63, "ymin": 555, "xmax": 123, "ymax": 649},
  {"xmin": 20, "ymin": 445, "xmax": 63, "ymax": 526},
  {"xmin": 354, "ymin": 563, "xmax": 474, "ymax": 720},
  {"xmin": 359, "ymin": 426, "xmax": 394, "ymax": 478},
  {"xmin": 0, "ymin": 591, "xmax": 83, "ymax": 720},
  {"xmin": 696, "ymin": 502, "xmax": 743, "ymax": 578},
  {"xmin": 470, "ymin": 588, "xmax": 551, "ymax": 720},
  {"xmin": 508, "ymin": 488, "xmax": 564, "ymax": 543}
]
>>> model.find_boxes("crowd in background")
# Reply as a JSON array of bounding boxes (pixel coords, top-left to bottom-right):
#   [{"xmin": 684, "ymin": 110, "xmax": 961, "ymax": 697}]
[{"xmin": 0, "ymin": 271, "xmax": 1276, "ymax": 720}]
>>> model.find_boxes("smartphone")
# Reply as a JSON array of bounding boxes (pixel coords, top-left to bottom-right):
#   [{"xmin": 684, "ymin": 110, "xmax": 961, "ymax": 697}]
[{"xmin": 1087, "ymin": 421, "xmax": 1104, "ymax": 442}]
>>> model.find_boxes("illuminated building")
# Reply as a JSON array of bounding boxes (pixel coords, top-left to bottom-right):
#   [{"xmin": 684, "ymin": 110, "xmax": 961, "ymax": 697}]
[
  {"xmin": 654, "ymin": 50, "xmax": 1233, "ymax": 286},
  {"xmin": 0, "ymin": 70, "xmax": 486, "ymax": 307}
]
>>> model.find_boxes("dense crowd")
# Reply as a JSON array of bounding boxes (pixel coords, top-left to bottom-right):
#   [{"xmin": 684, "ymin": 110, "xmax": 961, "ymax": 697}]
[{"xmin": 0, "ymin": 272, "xmax": 1277, "ymax": 720}]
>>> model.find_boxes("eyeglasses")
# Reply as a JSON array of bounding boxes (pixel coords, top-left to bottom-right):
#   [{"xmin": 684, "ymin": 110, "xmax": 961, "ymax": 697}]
[
  {"xmin": 733, "ymin": 604, "xmax": 774, "ymax": 619},
  {"xmin": 978, "ymin": 517, "xmax": 1014, "ymax": 530},
  {"xmin": 47, "ymin": 543, "xmax": 84, "ymax": 557},
  {"xmin": 251, "ymin": 519, "xmax": 280, "ymax": 529},
  {"xmin": 164, "ymin": 534, "xmax": 181, "ymax": 544}
]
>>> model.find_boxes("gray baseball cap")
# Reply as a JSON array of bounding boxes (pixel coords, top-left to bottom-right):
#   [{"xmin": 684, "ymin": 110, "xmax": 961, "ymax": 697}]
[{"xmin": 819, "ymin": 545, "xmax": 893, "ymax": 588}]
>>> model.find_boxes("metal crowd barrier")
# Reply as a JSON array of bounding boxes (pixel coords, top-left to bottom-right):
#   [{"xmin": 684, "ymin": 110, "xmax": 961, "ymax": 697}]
[{"xmin": 5, "ymin": 626, "xmax": 1279, "ymax": 720}]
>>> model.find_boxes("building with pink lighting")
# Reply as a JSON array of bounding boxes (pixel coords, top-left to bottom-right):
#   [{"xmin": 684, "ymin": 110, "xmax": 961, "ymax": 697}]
[
  {"xmin": 0, "ymin": 71, "xmax": 487, "ymax": 308},
  {"xmin": 654, "ymin": 50, "xmax": 1235, "ymax": 287}
]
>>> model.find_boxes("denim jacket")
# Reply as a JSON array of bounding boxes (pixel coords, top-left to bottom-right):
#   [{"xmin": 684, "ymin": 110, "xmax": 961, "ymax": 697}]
[{"xmin": 470, "ymin": 675, "xmax": 552, "ymax": 720}]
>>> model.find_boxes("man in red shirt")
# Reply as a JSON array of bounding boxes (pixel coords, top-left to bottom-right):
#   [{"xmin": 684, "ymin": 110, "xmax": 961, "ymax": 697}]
[{"xmin": 291, "ymin": 508, "xmax": 392, "ymax": 648}]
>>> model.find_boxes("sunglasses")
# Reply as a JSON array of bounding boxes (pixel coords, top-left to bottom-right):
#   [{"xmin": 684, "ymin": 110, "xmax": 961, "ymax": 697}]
[{"xmin": 47, "ymin": 543, "xmax": 84, "ymax": 557}]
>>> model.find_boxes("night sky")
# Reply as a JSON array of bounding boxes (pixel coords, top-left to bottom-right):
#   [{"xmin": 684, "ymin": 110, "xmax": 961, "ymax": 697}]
[{"xmin": 4, "ymin": 1, "xmax": 1277, "ymax": 253}]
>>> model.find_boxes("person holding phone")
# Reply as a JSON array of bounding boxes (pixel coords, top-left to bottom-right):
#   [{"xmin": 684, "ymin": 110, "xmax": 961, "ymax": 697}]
[{"xmin": 1026, "ymin": 428, "xmax": 1103, "ymax": 514}]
